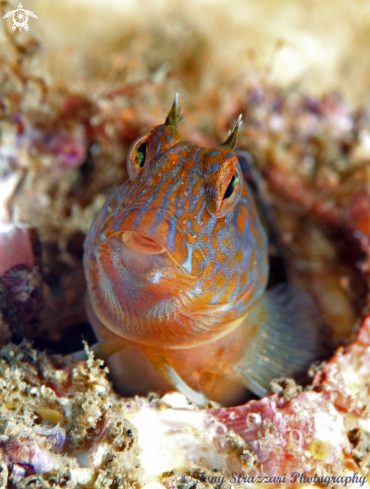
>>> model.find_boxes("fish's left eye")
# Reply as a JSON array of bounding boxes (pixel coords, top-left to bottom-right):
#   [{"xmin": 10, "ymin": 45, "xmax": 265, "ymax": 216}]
[
  {"xmin": 126, "ymin": 131, "xmax": 151, "ymax": 181},
  {"xmin": 223, "ymin": 174, "xmax": 238, "ymax": 200},
  {"xmin": 217, "ymin": 160, "xmax": 243, "ymax": 217}
]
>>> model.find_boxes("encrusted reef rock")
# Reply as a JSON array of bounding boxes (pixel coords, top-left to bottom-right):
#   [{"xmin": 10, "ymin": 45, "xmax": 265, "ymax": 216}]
[
  {"xmin": 0, "ymin": 225, "xmax": 43, "ymax": 346},
  {"xmin": 0, "ymin": 344, "xmax": 142, "ymax": 488},
  {"xmin": 2, "ymin": 319, "xmax": 370, "ymax": 488},
  {"xmin": 226, "ymin": 83, "xmax": 370, "ymax": 347},
  {"xmin": 2, "ymin": 2, "xmax": 370, "ymax": 487}
]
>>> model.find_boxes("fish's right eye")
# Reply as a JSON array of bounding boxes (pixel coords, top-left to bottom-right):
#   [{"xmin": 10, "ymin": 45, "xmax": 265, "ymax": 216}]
[
  {"xmin": 134, "ymin": 143, "xmax": 147, "ymax": 168},
  {"xmin": 126, "ymin": 130, "xmax": 151, "ymax": 180}
]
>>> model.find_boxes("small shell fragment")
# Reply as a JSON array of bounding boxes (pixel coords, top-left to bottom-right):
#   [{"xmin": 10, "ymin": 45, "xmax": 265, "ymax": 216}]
[
  {"xmin": 70, "ymin": 467, "xmax": 96, "ymax": 486},
  {"xmin": 36, "ymin": 407, "xmax": 64, "ymax": 424},
  {"xmin": 142, "ymin": 483, "xmax": 167, "ymax": 489}
]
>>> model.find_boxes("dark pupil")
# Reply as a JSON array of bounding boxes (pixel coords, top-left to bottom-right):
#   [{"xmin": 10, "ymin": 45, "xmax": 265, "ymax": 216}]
[
  {"xmin": 224, "ymin": 174, "xmax": 236, "ymax": 200},
  {"xmin": 135, "ymin": 143, "xmax": 147, "ymax": 168}
]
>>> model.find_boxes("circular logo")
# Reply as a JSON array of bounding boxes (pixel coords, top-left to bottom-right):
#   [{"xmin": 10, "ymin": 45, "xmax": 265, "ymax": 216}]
[
  {"xmin": 13, "ymin": 8, "xmax": 28, "ymax": 29},
  {"xmin": 3, "ymin": 3, "xmax": 37, "ymax": 32}
]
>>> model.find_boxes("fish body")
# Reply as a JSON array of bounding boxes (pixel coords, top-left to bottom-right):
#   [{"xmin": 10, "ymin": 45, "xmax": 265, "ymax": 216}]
[{"xmin": 83, "ymin": 96, "xmax": 321, "ymax": 405}]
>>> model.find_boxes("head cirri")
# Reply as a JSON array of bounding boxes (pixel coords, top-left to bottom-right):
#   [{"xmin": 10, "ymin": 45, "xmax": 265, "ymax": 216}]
[{"xmin": 83, "ymin": 94, "xmax": 268, "ymax": 349}]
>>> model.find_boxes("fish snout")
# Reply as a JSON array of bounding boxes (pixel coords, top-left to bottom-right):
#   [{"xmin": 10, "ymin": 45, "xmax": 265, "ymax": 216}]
[
  {"xmin": 105, "ymin": 208, "xmax": 205, "ymax": 278},
  {"xmin": 121, "ymin": 230, "xmax": 166, "ymax": 255}
]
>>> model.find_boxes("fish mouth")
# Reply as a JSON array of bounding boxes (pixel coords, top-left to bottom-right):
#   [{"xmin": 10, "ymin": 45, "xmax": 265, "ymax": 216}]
[
  {"xmin": 105, "ymin": 207, "xmax": 206, "ymax": 279},
  {"xmin": 121, "ymin": 230, "xmax": 166, "ymax": 255},
  {"xmin": 119, "ymin": 229, "xmax": 194, "ymax": 279}
]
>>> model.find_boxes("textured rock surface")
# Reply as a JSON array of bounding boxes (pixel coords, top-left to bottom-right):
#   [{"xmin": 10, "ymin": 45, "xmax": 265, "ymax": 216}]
[
  {"xmin": 1, "ymin": 317, "xmax": 370, "ymax": 488},
  {"xmin": 1, "ymin": 1, "xmax": 370, "ymax": 487},
  {"xmin": 0, "ymin": 343, "xmax": 142, "ymax": 488}
]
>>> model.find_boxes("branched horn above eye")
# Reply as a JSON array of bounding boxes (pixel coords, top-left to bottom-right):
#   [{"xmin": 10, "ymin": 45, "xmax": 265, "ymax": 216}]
[
  {"xmin": 221, "ymin": 114, "xmax": 243, "ymax": 150},
  {"xmin": 165, "ymin": 93, "xmax": 184, "ymax": 131}
]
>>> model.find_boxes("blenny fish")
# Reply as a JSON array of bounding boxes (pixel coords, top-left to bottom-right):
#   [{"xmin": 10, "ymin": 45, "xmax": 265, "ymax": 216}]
[{"xmin": 83, "ymin": 95, "xmax": 321, "ymax": 406}]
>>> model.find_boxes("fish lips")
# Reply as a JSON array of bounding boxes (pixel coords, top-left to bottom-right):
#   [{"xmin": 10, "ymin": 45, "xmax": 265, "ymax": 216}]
[{"xmin": 104, "ymin": 207, "xmax": 206, "ymax": 279}]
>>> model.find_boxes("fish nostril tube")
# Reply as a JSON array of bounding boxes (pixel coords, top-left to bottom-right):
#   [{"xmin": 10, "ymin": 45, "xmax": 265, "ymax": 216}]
[{"xmin": 121, "ymin": 231, "xmax": 166, "ymax": 255}]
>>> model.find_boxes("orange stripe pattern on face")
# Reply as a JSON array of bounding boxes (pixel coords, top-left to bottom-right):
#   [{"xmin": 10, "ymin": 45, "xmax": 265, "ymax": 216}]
[{"xmin": 84, "ymin": 100, "xmax": 268, "ymax": 350}]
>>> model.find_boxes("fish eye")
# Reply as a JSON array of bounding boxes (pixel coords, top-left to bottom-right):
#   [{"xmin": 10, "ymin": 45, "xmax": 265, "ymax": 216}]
[
  {"xmin": 217, "ymin": 161, "xmax": 243, "ymax": 218},
  {"xmin": 223, "ymin": 174, "xmax": 238, "ymax": 200},
  {"xmin": 135, "ymin": 143, "xmax": 147, "ymax": 168},
  {"xmin": 126, "ymin": 131, "xmax": 151, "ymax": 181}
]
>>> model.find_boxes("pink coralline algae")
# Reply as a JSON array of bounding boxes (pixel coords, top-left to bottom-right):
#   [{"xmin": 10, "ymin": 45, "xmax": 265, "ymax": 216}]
[
  {"xmin": 313, "ymin": 315, "xmax": 370, "ymax": 412},
  {"xmin": 0, "ymin": 225, "xmax": 38, "ymax": 276},
  {"xmin": 4, "ymin": 436, "xmax": 53, "ymax": 476},
  {"xmin": 215, "ymin": 391, "xmax": 352, "ymax": 479},
  {"xmin": 213, "ymin": 314, "xmax": 370, "ymax": 486},
  {"xmin": 0, "ymin": 225, "xmax": 43, "ymax": 331},
  {"xmin": 12, "ymin": 124, "xmax": 88, "ymax": 173},
  {"xmin": 39, "ymin": 129, "xmax": 87, "ymax": 172},
  {"xmin": 2, "ymin": 328, "xmax": 370, "ymax": 487}
]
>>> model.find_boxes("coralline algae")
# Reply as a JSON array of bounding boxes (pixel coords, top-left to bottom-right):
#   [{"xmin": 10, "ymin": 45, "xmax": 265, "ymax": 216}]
[{"xmin": 0, "ymin": 314, "xmax": 370, "ymax": 488}]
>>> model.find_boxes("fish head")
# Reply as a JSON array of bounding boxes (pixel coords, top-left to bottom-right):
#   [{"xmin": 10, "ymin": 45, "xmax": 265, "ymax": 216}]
[{"xmin": 84, "ymin": 96, "xmax": 268, "ymax": 348}]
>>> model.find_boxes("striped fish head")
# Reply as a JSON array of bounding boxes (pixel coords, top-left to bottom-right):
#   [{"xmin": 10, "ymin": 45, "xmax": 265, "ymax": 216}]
[{"xmin": 84, "ymin": 97, "xmax": 268, "ymax": 348}]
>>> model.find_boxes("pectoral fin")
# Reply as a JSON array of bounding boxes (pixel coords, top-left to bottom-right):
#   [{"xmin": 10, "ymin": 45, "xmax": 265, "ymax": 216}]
[
  {"xmin": 159, "ymin": 363, "xmax": 209, "ymax": 408},
  {"xmin": 235, "ymin": 284, "xmax": 324, "ymax": 397},
  {"xmin": 70, "ymin": 338, "xmax": 128, "ymax": 361}
]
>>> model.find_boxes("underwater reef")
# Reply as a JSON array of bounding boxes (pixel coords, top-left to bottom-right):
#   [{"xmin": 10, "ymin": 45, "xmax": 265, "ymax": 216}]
[{"xmin": 1, "ymin": 0, "xmax": 370, "ymax": 487}]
